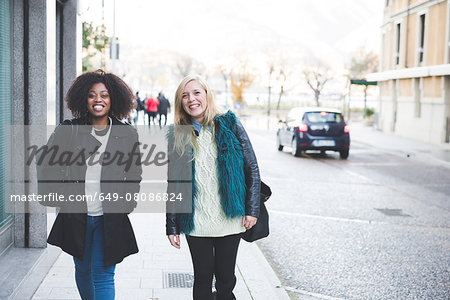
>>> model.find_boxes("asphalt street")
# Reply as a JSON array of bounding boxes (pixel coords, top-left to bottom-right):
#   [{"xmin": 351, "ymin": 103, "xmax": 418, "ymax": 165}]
[{"xmin": 245, "ymin": 126, "xmax": 450, "ymax": 300}]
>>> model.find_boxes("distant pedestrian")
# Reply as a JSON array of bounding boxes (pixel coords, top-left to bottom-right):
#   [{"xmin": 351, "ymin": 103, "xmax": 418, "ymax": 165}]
[
  {"xmin": 134, "ymin": 91, "xmax": 146, "ymax": 125},
  {"xmin": 145, "ymin": 95, "xmax": 159, "ymax": 126},
  {"xmin": 37, "ymin": 70, "xmax": 142, "ymax": 300},
  {"xmin": 157, "ymin": 91, "xmax": 170, "ymax": 128},
  {"xmin": 166, "ymin": 75, "xmax": 260, "ymax": 300}
]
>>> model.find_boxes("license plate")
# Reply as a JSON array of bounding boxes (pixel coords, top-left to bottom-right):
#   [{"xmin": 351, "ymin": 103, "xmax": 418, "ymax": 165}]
[{"xmin": 312, "ymin": 140, "xmax": 335, "ymax": 146}]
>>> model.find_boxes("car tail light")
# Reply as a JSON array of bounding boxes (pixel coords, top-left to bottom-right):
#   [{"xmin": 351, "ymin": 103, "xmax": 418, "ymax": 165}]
[
  {"xmin": 344, "ymin": 124, "xmax": 350, "ymax": 134},
  {"xmin": 297, "ymin": 123, "xmax": 308, "ymax": 133},
  {"xmin": 320, "ymin": 111, "xmax": 328, "ymax": 116}
]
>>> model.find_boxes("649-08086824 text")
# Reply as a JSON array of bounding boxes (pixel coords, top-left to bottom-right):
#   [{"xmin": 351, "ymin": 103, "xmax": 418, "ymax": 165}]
[{"xmin": 9, "ymin": 192, "xmax": 183, "ymax": 203}]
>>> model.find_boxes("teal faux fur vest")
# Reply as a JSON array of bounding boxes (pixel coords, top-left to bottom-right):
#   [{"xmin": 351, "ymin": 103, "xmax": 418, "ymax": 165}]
[{"xmin": 168, "ymin": 111, "xmax": 246, "ymax": 234}]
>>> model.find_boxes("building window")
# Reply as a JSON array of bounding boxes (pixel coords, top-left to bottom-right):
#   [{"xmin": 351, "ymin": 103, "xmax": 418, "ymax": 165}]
[
  {"xmin": 418, "ymin": 14, "xmax": 425, "ymax": 64},
  {"xmin": 0, "ymin": 0, "xmax": 12, "ymax": 227},
  {"xmin": 395, "ymin": 23, "xmax": 401, "ymax": 66}
]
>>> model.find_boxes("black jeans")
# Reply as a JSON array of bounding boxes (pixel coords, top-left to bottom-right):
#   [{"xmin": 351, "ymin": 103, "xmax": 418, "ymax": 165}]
[
  {"xmin": 158, "ymin": 112, "xmax": 167, "ymax": 128},
  {"xmin": 147, "ymin": 111, "xmax": 157, "ymax": 126},
  {"xmin": 186, "ymin": 234, "xmax": 241, "ymax": 300}
]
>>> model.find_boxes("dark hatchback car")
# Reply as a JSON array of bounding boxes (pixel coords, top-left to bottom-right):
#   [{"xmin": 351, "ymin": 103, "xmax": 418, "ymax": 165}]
[{"xmin": 277, "ymin": 107, "xmax": 350, "ymax": 159}]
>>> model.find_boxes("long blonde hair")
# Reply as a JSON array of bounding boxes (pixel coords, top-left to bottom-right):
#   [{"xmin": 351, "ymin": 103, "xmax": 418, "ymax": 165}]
[{"xmin": 173, "ymin": 75, "xmax": 222, "ymax": 156}]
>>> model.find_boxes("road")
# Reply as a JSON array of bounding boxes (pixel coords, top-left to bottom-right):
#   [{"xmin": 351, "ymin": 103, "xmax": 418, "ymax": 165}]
[{"xmin": 246, "ymin": 125, "xmax": 450, "ymax": 300}]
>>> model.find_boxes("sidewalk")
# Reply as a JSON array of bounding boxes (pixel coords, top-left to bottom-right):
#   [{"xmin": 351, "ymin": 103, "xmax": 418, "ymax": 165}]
[
  {"xmin": 10, "ymin": 120, "xmax": 289, "ymax": 300},
  {"xmin": 15, "ymin": 213, "xmax": 289, "ymax": 300},
  {"xmin": 349, "ymin": 122, "xmax": 450, "ymax": 167}
]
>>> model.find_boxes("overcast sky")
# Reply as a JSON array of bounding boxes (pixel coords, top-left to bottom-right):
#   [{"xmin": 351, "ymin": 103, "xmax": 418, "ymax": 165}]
[
  {"xmin": 79, "ymin": 0, "xmax": 384, "ymax": 94},
  {"xmin": 81, "ymin": 0, "xmax": 383, "ymax": 62}
]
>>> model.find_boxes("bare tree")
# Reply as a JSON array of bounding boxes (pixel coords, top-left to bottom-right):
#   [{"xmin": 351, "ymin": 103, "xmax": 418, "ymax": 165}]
[
  {"xmin": 264, "ymin": 54, "xmax": 294, "ymax": 111},
  {"xmin": 173, "ymin": 54, "xmax": 209, "ymax": 80},
  {"xmin": 193, "ymin": 61, "xmax": 207, "ymax": 79},
  {"xmin": 217, "ymin": 64, "xmax": 232, "ymax": 107},
  {"xmin": 303, "ymin": 62, "xmax": 330, "ymax": 107},
  {"xmin": 275, "ymin": 61, "xmax": 293, "ymax": 110},
  {"xmin": 347, "ymin": 47, "xmax": 379, "ymax": 79},
  {"xmin": 267, "ymin": 62, "xmax": 275, "ymax": 115},
  {"xmin": 175, "ymin": 55, "xmax": 193, "ymax": 78}
]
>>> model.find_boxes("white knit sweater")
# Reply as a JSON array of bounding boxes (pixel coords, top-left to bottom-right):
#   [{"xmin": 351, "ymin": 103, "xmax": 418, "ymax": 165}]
[{"xmin": 189, "ymin": 128, "xmax": 245, "ymax": 237}]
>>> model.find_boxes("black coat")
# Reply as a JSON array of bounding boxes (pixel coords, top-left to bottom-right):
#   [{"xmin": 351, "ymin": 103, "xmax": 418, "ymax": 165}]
[
  {"xmin": 136, "ymin": 97, "xmax": 146, "ymax": 111},
  {"xmin": 38, "ymin": 117, "xmax": 142, "ymax": 266},
  {"xmin": 157, "ymin": 96, "xmax": 170, "ymax": 114}
]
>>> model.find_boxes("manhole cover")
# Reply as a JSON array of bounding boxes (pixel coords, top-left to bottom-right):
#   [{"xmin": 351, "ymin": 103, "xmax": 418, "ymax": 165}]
[
  {"xmin": 164, "ymin": 272, "xmax": 216, "ymax": 288},
  {"xmin": 374, "ymin": 208, "xmax": 411, "ymax": 217}
]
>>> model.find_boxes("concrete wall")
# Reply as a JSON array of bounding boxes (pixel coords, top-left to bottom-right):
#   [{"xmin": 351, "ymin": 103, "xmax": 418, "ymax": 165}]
[
  {"xmin": 383, "ymin": 0, "xmax": 448, "ymax": 70},
  {"xmin": 394, "ymin": 94, "xmax": 446, "ymax": 143},
  {"xmin": 385, "ymin": 26, "xmax": 393, "ymax": 70},
  {"xmin": 443, "ymin": 76, "xmax": 450, "ymax": 142},
  {"xmin": 375, "ymin": 0, "xmax": 450, "ymax": 145},
  {"xmin": 399, "ymin": 78, "xmax": 412, "ymax": 97},
  {"xmin": 0, "ymin": 1, "xmax": 79, "ymax": 298},
  {"xmin": 406, "ymin": 12, "xmax": 417, "ymax": 68},
  {"xmin": 28, "ymin": 0, "xmax": 49, "ymax": 249},
  {"xmin": 11, "ymin": 0, "xmax": 48, "ymax": 248},
  {"xmin": 9, "ymin": 0, "xmax": 79, "ymax": 249},
  {"xmin": 379, "ymin": 76, "xmax": 447, "ymax": 144},
  {"xmin": 56, "ymin": 0, "xmax": 79, "ymax": 124},
  {"xmin": 379, "ymin": 80, "xmax": 398, "ymax": 133},
  {"xmin": 423, "ymin": 76, "xmax": 442, "ymax": 97},
  {"xmin": 12, "ymin": 0, "xmax": 26, "ymax": 249},
  {"xmin": 427, "ymin": 2, "xmax": 447, "ymax": 66}
]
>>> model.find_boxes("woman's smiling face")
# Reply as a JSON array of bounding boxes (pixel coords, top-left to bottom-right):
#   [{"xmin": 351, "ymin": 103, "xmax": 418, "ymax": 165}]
[
  {"xmin": 181, "ymin": 80, "xmax": 207, "ymax": 123},
  {"xmin": 86, "ymin": 82, "xmax": 111, "ymax": 120}
]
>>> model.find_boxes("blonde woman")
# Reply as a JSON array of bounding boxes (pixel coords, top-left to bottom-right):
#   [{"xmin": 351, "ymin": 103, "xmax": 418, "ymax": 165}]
[{"xmin": 166, "ymin": 75, "xmax": 260, "ymax": 300}]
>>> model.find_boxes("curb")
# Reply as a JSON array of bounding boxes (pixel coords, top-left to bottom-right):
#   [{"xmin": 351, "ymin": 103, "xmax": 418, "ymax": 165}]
[
  {"xmin": 237, "ymin": 242, "xmax": 290, "ymax": 300},
  {"xmin": 11, "ymin": 246, "xmax": 62, "ymax": 300}
]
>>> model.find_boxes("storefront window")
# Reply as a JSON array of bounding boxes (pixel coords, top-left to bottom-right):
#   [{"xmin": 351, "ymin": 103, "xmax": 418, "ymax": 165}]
[{"xmin": 0, "ymin": 0, "xmax": 12, "ymax": 227}]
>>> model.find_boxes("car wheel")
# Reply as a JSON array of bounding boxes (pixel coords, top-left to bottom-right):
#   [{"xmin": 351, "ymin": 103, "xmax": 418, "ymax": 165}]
[
  {"xmin": 291, "ymin": 138, "xmax": 301, "ymax": 157},
  {"xmin": 340, "ymin": 149, "xmax": 349, "ymax": 159},
  {"xmin": 277, "ymin": 135, "xmax": 284, "ymax": 151}
]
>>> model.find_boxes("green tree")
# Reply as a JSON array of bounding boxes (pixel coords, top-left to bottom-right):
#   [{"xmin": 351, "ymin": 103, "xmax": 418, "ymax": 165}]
[{"xmin": 82, "ymin": 21, "xmax": 109, "ymax": 71}]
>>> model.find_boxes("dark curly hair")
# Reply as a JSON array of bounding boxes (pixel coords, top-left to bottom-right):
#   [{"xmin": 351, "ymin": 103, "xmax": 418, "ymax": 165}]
[{"xmin": 65, "ymin": 69, "xmax": 135, "ymax": 119}]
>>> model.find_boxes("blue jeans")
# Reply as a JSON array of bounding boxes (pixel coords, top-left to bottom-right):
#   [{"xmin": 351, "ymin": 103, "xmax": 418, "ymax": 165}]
[{"xmin": 73, "ymin": 216, "xmax": 116, "ymax": 300}]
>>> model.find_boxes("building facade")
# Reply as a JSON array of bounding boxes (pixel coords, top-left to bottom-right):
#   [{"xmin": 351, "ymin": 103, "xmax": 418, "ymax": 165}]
[
  {"xmin": 368, "ymin": 0, "xmax": 450, "ymax": 144},
  {"xmin": 0, "ymin": 0, "xmax": 79, "ymax": 298}
]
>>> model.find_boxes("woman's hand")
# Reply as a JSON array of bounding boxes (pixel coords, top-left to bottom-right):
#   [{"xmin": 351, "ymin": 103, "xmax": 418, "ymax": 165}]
[
  {"xmin": 168, "ymin": 234, "xmax": 181, "ymax": 249},
  {"xmin": 242, "ymin": 216, "xmax": 258, "ymax": 230}
]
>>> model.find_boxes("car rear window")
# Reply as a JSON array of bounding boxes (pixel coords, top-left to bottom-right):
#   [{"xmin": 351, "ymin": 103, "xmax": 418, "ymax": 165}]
[{"xmin": 305, "ymin": 112, "xmax": 343, "ymax": 123}]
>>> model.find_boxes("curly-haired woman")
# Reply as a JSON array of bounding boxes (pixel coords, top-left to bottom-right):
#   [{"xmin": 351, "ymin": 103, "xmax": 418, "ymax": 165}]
[{"xmin": 38, "ymin": 70, "xmax": 142, "ymax": 300}]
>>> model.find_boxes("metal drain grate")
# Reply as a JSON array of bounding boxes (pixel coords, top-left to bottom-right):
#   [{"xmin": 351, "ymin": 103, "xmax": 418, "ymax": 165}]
[
  {"xmin": 165, "ymin": 272, "xmax": 194, "ymax": 288},
  {"xmin": 164, "ymin": 272, "xmax": 216, "ymax": 288},
  {"xmin": 374, "ymin": 208, "xmax": 411, "ymax": 217}
]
